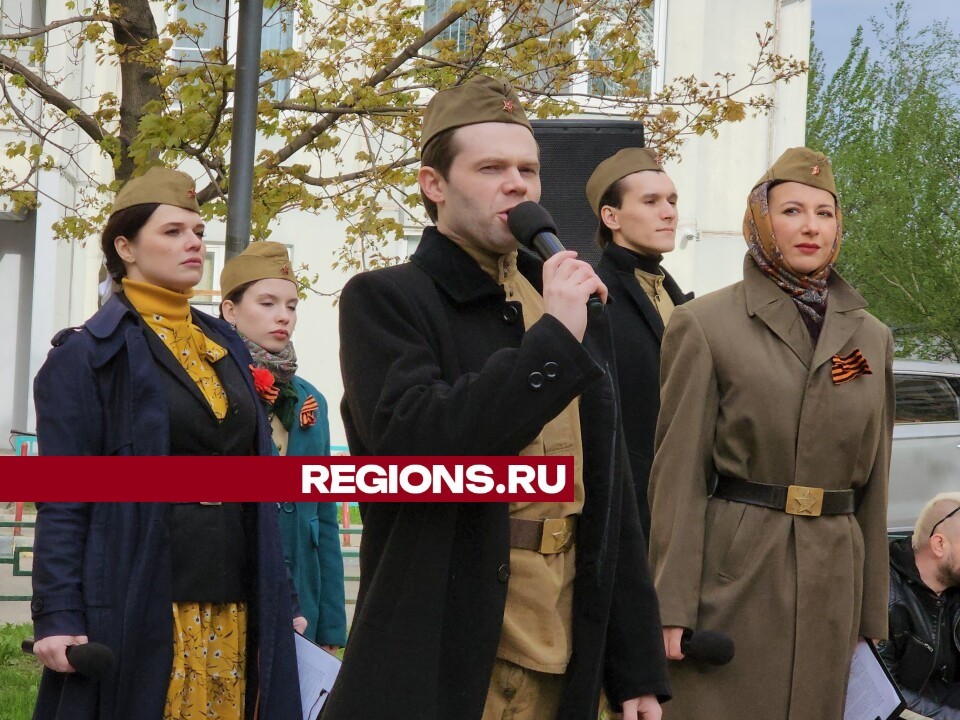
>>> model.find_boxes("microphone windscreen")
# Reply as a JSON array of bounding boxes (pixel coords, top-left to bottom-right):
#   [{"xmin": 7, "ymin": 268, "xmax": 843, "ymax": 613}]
[
  {"xmin": 66, "ymin": 642, "xmax": 115, "ymax": 678},
  {"xmin": 681, "ymin": 630, "xmax": 735, "ymax": 666},
  {"xmin": 507, "ymin": 201, "xmax": 558, "ymax": 247}
]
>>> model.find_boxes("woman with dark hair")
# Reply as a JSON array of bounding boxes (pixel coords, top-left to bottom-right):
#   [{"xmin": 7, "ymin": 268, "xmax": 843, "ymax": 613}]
[
  {"xmin": 30, "ymin": 167, "xmax": 302, "ymax": 720},
  {"xmin": 219, "ymin": 241, "xmax": 347, "ymax": 652},
  {"xmin": 647, "ymin": 148, "xmax": 894, "ymax": 720}
]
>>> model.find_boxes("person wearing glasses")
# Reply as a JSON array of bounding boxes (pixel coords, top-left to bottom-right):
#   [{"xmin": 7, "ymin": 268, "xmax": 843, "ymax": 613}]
[
  {"xmin": 881, "ymin": 493, "xmax": 960, "ymax": 720},
  {"xmin": 647, "ymin": 148, "xmax": 895, "ymax": 720}
]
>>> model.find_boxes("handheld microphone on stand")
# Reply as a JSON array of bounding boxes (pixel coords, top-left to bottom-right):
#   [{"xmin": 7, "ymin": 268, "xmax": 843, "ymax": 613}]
[
  {"xmin": 507, "ymin": 201, "xmax": 605, "ymax": 319},
  {"xmin": 22, "ymin": 638, "xmax": 116, "ymax": 677}
]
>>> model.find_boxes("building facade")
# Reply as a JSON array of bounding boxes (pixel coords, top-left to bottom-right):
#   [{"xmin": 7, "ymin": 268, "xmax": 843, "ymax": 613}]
[{"xmin": 0, "ymin": 0, "xmax": 812, "ymax": 446}]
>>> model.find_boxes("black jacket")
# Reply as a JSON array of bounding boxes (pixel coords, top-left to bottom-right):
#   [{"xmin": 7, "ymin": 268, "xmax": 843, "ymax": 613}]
[
  {"xmin": 328, "ymin": 227, "xmax": 670, "ymax": 720},
  {"xmin": 595, "ymin": 243, "xmax": 691, "ymax": 535},
  {"xmin": 880, "ymin": 536, "xmax": 960, "ymax": 716}
]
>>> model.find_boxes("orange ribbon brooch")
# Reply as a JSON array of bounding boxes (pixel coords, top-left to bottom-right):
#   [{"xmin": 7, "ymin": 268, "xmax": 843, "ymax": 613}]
[
  {"xmin": 300, "ymin": 395, "xmax": 318, "ymax": 428},
  {"xmin": 831, "ymin": 349, "xmax": 872, "ymax": 385}
]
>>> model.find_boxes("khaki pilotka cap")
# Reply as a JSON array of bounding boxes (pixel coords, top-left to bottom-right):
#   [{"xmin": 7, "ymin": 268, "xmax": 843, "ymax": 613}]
[
  {"xmin": 420, "ymin": 75, "xmax": 533, "ymax": 150},
  {"xmin": 585, "ymin": 147, "xmax": 663, "ymax": 217},
  {"xmin": 752, "ymin": 147, "xmax": 838, "ymax": 199},
  {"xmin": 110, "ymin": 166, "xmax": 202, "ymax": 215},
  {"xmin": 220, "ymin": 241, "xmax": 294, "ymax": 300}
]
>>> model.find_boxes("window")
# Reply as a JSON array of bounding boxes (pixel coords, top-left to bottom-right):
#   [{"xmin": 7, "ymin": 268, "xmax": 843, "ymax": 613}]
[
  {"xmin": 172, "ymin": 0, "xmax": 228, "ymax": 65},
  {"xmin": 190, "ymin": 244, "xmax": 226, "ymax": 314},
  {"xmin": 587, "ymin": 0, "xmax": 656, "ymax": 96},
  {"xmin": 262, "ymin": 4, "xmax": 295, "ymax": 99},
  {"xmin": 894, "ymin": 374, "xmax": 960, "ymax": 423},
  {"xmin": 171, "ymin": 0, "xmax": 294, "ymax": 91},
  {"xmin": 424, "ymin": 0, "xmax": 470, "ymax": 53}
]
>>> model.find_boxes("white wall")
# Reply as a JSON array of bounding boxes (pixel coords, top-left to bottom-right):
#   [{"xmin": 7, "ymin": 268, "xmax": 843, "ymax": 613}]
[{"xmin": 659, "ymin": 0, "xmax": 811, "ymax": 296}]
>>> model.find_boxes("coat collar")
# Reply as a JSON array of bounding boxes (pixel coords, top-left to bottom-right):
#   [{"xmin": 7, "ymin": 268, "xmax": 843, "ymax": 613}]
[
  {"xmin": 599, "ymin": 242, "xmax": 691, "ymax": 340},
  {"xmin": 743, "ymin": 254, "xmax": 866, "ymax": 370},
  {"xmin": 84, "ymin": 293, "xmax": 237, "ymax": 370},
  {"xmin": 410, "ymin": 226, "xmax": 544, "ymax": 304}
]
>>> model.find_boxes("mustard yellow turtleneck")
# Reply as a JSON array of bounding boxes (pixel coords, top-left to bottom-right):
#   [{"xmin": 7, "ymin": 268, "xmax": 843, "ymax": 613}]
[{"xmin": 122, "ymin": 278, "xmax": 229, "ymax": 420}]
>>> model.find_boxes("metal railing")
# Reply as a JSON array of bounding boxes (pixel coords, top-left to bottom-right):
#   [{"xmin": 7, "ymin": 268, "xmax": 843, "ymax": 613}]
[{"xmin": 1, "ymin": 514, "xmax": 361, "ymax": 603}]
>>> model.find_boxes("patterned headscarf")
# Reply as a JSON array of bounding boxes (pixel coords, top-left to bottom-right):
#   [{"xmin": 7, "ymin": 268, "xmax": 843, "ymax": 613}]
[{"xmin": 743, "ymin": 180, "xmax": 843, "ymax": 330}]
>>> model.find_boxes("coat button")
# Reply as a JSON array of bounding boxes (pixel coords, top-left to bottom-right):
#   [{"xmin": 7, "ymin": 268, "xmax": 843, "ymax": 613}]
[
  {"xmin": 30, "ymin": 597, "xmax": 43, "ymax": 613},
  {"xmin": 544, "ymin": 362, "xmax": 559, "ymax": 379},
  {"xmin": 528, "ymin": 372, "xmax": 544, "ymax": 390},
  {"xmin": 502, "ymin": 305, "xmax": 519, "ymax": 324},
  {"xmin": 497, "ymin": 564, "xmax": 510, "ymax": 583}
]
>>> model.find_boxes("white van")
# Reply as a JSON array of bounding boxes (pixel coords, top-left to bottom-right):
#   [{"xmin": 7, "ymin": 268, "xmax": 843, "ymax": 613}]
[{"xmin": 889, "ymin": 359, "xmax": 960, "ymax": 532}]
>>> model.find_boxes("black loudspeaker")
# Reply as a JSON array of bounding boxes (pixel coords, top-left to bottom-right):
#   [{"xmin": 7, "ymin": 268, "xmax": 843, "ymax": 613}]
[{"xmin": 531, "ymin": 119, "xmax": 644, "ymax": 266}]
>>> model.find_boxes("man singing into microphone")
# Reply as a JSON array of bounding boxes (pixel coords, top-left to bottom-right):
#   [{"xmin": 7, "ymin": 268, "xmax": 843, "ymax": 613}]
[{"xmin": 328, "ymin": 75, "xmax": 669, "ymax": 720}]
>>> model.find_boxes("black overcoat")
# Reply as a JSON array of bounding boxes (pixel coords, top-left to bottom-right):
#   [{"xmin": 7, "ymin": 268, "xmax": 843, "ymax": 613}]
[
  {"xmin": 595, "ymin": 243, "xmax": 691, "ymax": 536},
  {"xmin": 30, "ymin": 295, "xmax": 301, "ymax": 720},
  {"xmin": 327, "ymin": 228, "xmax": 670, "ymax": 720}
]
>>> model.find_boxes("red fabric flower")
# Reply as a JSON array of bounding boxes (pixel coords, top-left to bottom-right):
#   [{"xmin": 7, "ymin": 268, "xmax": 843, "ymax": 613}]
[{"xmin": 250, "ymin": 365, "xmax": 279, "ymax": 403}]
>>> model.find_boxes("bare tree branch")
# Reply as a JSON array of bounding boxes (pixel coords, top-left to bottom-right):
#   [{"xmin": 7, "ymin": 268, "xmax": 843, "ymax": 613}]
[
  {"xmin": 0, "ymin": 52, "xmax": 106, "ymax": 144},
  {"xmin": 0, "ymin": 14, "xmax": 116, "ymax": 40},
  {"xmin": 196, "ymin": 4, "xmax": 467, "ymax": 203}
]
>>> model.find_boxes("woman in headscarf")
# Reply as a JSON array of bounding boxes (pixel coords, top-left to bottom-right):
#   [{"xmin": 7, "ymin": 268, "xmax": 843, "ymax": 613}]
[
  {"xmin": 219, "ymin": 241, "xmax": 347, "ymax": 652},
  {"xmin": 647, "ymin": 147, "xmax": 894, "ymax": 719},
  {"xmin": 30, "ymin": 167, "xmax": 301, "ymax": 720}
]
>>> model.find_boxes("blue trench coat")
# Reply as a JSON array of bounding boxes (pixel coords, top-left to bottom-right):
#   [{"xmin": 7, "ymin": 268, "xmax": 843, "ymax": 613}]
[{"xmin": 30, "ymin": 295, "xmax": 301, "ymax": 720}]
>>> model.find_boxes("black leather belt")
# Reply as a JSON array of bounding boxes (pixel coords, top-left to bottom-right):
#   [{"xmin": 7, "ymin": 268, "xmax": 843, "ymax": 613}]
[{"xmin": 712, "ymin": 475, "xmax": 857, "ymax": 517}]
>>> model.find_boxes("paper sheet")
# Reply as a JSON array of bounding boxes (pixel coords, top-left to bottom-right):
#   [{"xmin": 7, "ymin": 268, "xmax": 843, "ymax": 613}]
[
  {"xmin": 294, "ymin": 632, "xmax": 342, "ymax": 720},
  {"xmin": 844, "ymin": 639, "xmax": 906, "ymax": 720}
]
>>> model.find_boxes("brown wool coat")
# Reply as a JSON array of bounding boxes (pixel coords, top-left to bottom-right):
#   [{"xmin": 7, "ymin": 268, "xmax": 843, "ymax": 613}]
[{"xmin": 648, "ymin": 256, "xmax": 894, "ymax": 720}]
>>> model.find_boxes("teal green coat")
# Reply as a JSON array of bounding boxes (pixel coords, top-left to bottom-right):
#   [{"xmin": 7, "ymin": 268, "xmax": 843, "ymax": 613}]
[{"xmin": 275, "ymin": 376, "xmax": 348, "ymax": 646}]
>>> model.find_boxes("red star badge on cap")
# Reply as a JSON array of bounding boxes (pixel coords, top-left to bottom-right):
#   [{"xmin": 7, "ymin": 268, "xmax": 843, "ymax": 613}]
[
  {"xmin": 503, "ymin": 99, "xmax": 514, "ymax": 113},
  {"xmin": 281, "ymin": 264, "xmax": 290, "ymax": 275},
  {"xmin": 811, "ymin": 165, "xmax": 821, "ymax": 176},
  {"xmin": 187, "ymin": 188, "xmax": 197, "ymax": 198}
]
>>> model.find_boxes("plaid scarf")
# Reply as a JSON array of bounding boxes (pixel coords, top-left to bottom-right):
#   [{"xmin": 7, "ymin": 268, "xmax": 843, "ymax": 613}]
[
  {"xmin": 742, "ymin": 181, "xmax": 843, "ymax": 333},
  {"xmin": 243, "ymin": 336, "xmax": 299, "ymax": 430}
]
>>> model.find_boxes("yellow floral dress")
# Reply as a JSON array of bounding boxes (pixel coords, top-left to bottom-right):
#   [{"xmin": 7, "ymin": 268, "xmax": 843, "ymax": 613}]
[{"xmin": 165, "ymin": 603, "xmax": 248, "ymax": 720}]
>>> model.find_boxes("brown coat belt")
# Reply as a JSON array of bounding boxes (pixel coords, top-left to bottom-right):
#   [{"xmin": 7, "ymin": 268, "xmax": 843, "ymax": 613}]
[
  {"xmin": 713, "ymin": 475, "xmax": 858, "ymax": 517},
  {"xmin": 509, "ymin": 516, "xmax": 578, "ymax": 553}
]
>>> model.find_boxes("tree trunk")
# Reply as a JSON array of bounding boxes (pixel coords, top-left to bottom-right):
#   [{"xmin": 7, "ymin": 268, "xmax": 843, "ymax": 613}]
[{"xmin": 112, "ymin": 0, "xmax": 163, "ymax": 182}]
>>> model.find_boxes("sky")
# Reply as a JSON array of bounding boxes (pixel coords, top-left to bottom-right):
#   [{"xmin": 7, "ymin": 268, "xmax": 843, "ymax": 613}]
[{"xmin": 811, "ymin": 0, "xmax": 960, "ymax": 78}]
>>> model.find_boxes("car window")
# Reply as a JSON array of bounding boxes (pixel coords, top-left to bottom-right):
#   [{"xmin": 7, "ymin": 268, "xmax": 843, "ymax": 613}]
[{"xmin": 894, "ymin": 374, "xmax": 960, "ymax": 423}]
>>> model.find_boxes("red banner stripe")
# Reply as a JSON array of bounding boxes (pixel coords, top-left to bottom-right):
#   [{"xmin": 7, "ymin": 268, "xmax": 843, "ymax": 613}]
[{"xmin": 0, "ymin": 456, "xmax": 575, "ymax": 502}]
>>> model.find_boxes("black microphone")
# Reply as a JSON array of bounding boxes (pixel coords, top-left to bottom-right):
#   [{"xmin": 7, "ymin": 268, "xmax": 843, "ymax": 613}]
[
  {"xmin": 507, "ymin": 201, "xmax": 604, "ymax": 319},
  {"xmin": 680, "ymin": 630, "xmax": 735, "ymax": 666},
  {"xmin": 22, "ymin": 637, "xmax": 116, "ymax": 677}
]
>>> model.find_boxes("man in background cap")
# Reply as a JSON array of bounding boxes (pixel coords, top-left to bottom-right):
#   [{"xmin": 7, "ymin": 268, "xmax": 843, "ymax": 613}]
[
  {"xmin": 586, "ymin": 149, "xmax": 692, "ymax": 537},
  {"xmin": 328, "ymin": 76, "xmax": 669, "ymax": 719}
]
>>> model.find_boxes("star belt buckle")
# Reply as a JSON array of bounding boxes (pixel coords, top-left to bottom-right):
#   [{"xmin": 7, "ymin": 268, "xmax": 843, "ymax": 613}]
[
  {"xmin": 785, "ymin": 485, "xmax": 824, "ymax": 517},
  {"xmin": 540, "ymin": 518, "xmax": 574, "ymax": 553}
]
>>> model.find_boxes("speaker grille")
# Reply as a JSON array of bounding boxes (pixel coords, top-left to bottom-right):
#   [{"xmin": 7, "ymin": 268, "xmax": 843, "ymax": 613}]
[{"xmin": 531, "ymin": 119, "xmax": 644, "ymax": 266}]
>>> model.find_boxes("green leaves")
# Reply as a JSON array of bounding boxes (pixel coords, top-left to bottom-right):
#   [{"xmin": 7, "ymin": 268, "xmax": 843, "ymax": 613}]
[
  {"xmin": 0, "ymin": 0, "xmax": 807, "ymax": 283},
  {"xmin": 809, "ymin": 0, "xmax": 960, "ymax": 359}
]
